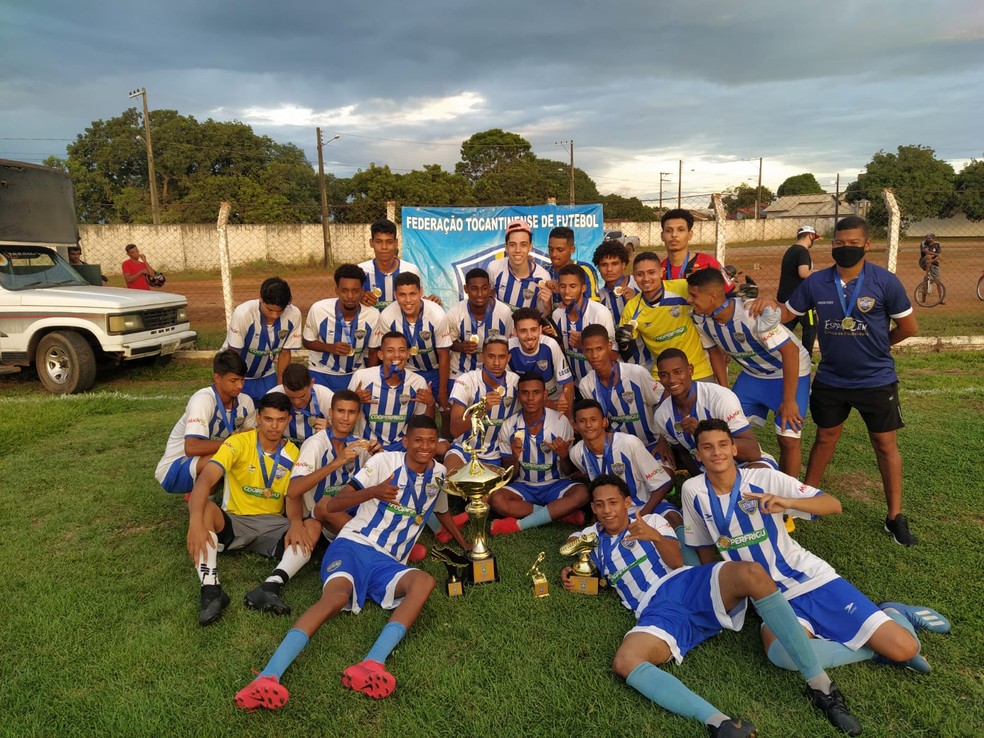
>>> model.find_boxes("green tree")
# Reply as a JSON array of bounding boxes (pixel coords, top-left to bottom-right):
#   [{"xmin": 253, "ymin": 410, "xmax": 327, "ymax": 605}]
[
  {"xmin": 599, "ymin": 194, "xmax": 660, "ymax": 221},
  {"xmin": 456, "ymin": 129, "xmax": 534, "ymax": 183},
  {"xmin": 721, "ymin": 182, "xmax": 775, "ymax": 216},
  {"xmin": 533, "ymin": 158, "xmax": 600, "ymax": 205},
  {"xmin": 777, "ymin": 173, "xmax": 825, "ymax": 197},
  {"xmin": 844, "ymin": 145, "xmax": 956, "ymax": 231},
  {"xmin": 955, "ymin": 158, "xmax": 984, "ymax": 222},
  {"xmin": 400, "ymin": 164, "xmax": 476, "ymax": 207}
]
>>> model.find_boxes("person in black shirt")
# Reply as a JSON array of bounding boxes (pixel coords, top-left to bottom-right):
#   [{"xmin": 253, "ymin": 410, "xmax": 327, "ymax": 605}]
[{"xmin": 776, "ymin": 226, "xmax": 819, "ymax": 356}]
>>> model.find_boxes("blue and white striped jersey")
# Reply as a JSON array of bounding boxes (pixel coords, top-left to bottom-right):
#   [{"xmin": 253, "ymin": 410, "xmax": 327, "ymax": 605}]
[
  {"xmin": 497, "ymin": 408, "xmax": 573, "ymax": 484},
  {"xmin": 155, "ymin": 387, "xmax": 256, "ymax": 479},
  {"xmin": 597, "ymin": 276, "xmax": 640, "ymax": 325},
  {"xmin": 267, "ymin": 383, "xmax": 334, "ymax": 447},
  {"xmin": 379, "ymin": 299, "xmax": 452, "ymax": 374},
  {"xmin": 445, "ymin": 298, "xmax": 515, "ymax": 379},
  {"xmin": 693, "ymin": 300, "xmax": 810, "ymax": 380},
  {"xmin": 348, "ymin": 366, "xmax": 428, "ymax": 450},
  {"xmin": 575, "ymin": 513, "xmax": 681, "ymax": 617},
  {"xmin": 340, "ymin": 452, "xmax": 448, "ymax": 562},
  {"xmin": 304, "ymin": 299, "xmax": 382, "ymax": 377},
  {"xmin": 224, "ymin": 300, "xmax": 303, "ymax": 380},
  {"xmin": 578, "ymin": 362, "xmax": 664, "ymax": 447},
  {"xmin": 487, "ymin": 257, "xmax": 551, "ymax": 310},
  {"xmin": 569, "ymin": 432, "xmax": 671, "ymax": 510},
  {"xmin": 507, "ymin": 335, "xmax": 572, "ymax": 399},
  {"xmin": 682, "ymin": 468, "xmax": 837, "ymax": 600},
  {"xmin": 449, "ymin": 369, "xmax": 520, "ymax": 460},
  {"xmin": 551, "ymin": 299, "xmax": 616, "ymax": 383},
  {"xmin": 357, "ymin": 259, "xmax": 422, "ymax": 313},
  {"xmin": 293, "ymin": 428, "xmax": 372, "ymax": 514},
  {"xmin": 654, "ymin": 382, "xmax": 751, "ymax": 456}
]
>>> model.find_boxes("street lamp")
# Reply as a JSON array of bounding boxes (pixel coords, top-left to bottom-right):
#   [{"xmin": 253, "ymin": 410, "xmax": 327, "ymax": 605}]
[
  {"xmin": 317, "ymin": 129, "xmax": 341, "ymax": 266},
  {"xmin": 128, "ymin": 87, "xmax": 160, "ymax": 225}
]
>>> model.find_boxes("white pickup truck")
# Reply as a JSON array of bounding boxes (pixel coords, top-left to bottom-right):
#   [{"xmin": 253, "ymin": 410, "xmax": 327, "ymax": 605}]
[{"xmin": 0, "ymin": 159, "xmax": 196, "ymax": 393}]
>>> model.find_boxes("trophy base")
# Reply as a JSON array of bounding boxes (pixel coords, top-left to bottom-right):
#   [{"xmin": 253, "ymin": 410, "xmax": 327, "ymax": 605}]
[
  {"xmin": 532, "ymin": 579, "xmax": 549, "ymax": 598},
  {"xmin": 468, "ymin": 555, "xmax": 499, "ymax": 585},
  {"xmin": 447, "ymin": 579, "xmax": 464, "ymax": 598},
  {"xmin": 570, "ymin": 574, "xmax": 601, "ymax": 595}
]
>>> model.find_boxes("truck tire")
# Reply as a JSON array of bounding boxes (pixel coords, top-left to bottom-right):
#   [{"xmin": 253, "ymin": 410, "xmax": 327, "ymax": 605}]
[{"xmin": 36, "ymin": 331, "xmax": 97, "ymax": 394}]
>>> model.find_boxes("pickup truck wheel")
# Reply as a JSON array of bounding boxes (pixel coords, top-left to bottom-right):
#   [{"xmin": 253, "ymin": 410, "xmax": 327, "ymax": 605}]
[{"xmin": 36, "ymin": 331, "xmax": 97, "ymax": 394}]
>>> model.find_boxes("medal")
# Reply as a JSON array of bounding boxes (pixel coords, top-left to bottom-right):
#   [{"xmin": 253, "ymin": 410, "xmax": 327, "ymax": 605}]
[
  {"xmin": 347, "ymin": 346, "xmax": 356, "ymax": 356},
  {"xmin": 514, "ymin": 429, "xmax": 526, "ymax": 442},
  {"xmin": 414, "ymin": 514, "xmax": 424, "ymax": 525},
  {"xmin": 409, "ymin": 346, "xmax": 419, "ymax": 356},
  {"xmin": 495, "ymin": 385, "xmax": 506, "ymax": 396},
  {"xmin": 263, "ymin": 487, "xmax": 274, "ymax": 499},
  {"xmin": 468, "ymin": 334, "xmax": 481, "ymax": 344},
  {"xmin": 841, "ymin": 317, "xmax": 855, "ymax": 330},
  {"xmin": 371, "ymin": 287, "xmax": 383, "ymax": 298},
  {"xmin": 256, "ymin": 434, "xmax": 281, "ymax": 500},
  {"xmin": 673, "ymin": 422, "xmax": 683, "ymax": 432},
  {"xmin": 628, "ymin": 319, "xmax": 638, "ymax": 329},
  {"xmin": 717, "ymin": 536, "xmax": 731, "ymax": 549},
  {"xmin": 834, "ymin": 267, "xmax": 865, "ymax": 334},
  {"xmin": 614, "ymin": 285, "xmax": 625, "ymax": 296}
]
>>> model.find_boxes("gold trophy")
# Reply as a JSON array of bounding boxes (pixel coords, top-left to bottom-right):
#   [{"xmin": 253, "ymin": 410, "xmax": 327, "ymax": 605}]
[
  {"xmin": 436, "ymin": 396, "xmax": 515, "ymax": 585},
  {"xmin": 560, "ymin": 532, "xmax": 604, "ymax": 595},
  {"xmin": 430, "ymin": 547, "xmax": 469, "ymax": 597},
  {"xmin": 526, "ymin": 551, "xmax": 550, "ymax": 598}
]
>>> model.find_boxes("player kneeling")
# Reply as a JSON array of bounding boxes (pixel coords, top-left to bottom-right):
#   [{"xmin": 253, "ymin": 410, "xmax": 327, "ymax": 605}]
[{"xmin": 234, "ymin": 416, "xmax": 468, "ymax": 710}]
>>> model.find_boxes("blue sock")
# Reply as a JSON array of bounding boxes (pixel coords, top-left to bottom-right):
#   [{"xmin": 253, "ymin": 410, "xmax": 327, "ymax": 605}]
[
  {"xmin": 626, "ymin": 662, "xmax": 721, "ymax": 724},
  {"xmin": 674, "ymin": 525, "xmax": 701, "ymax": 567},
  {"xmin": 753, "ymin": 590, "xmax": 824, "ymax": 683},
  {"xmin": 365, "ymin": 621, "xmax": 407, "ymax": 664},
  {"xmin": 518, "ymin": 505, "xmax": 553, "ymax": 531},
  {"xmin": 260, "ymin": 628, "xmax": 309, "ymax": 680},
  {"xmin": 426, "ymin": 515, "xmax": 441, "ymax": 533},
  {"xmin": 768, "ymin": 638, "xmax": 873, "ymax": 671}
]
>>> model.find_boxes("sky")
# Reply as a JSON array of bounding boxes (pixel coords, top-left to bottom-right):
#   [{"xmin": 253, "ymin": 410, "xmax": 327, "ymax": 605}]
[{"xmin": 2, "ymin": 0, "xmax": 982, "ymax": 202}]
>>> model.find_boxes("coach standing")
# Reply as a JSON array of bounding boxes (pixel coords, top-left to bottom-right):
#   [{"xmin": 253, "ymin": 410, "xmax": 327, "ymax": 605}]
[
  {"xmin": 753, "ymin": 215, "xmax": 919, "ymax": 546},
  {"xmin": 776, "ymin": 225, "xmax": 819, "ymax": 356}
]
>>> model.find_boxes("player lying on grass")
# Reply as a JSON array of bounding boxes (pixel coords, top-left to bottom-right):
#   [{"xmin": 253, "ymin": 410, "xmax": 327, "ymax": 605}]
[
  {"xmin": 234, "ymin": 416, "xmax": 469, "ymax": 709},
  {"xmin": 683, "ymin": 420, "xmax": 951, "ymax": 680},
  {"xmin": 561, "ymin": 474, "xmax": 862, "ymax": 737},
  {"xmin": 186, "ymin": 392, "xmax": 321, "ymax": 626}
]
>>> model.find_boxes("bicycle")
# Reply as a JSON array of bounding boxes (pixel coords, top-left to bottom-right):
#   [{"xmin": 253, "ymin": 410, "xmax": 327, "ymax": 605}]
[{"xmin": 913, "ymin": 270, "xmax": 946, "ymax": 307}]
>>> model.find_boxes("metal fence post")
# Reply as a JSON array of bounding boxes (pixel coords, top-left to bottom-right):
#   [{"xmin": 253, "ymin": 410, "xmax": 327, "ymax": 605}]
[{"xmin": 883, "ymin": 188, "xmax": 901, "ymax": 274}]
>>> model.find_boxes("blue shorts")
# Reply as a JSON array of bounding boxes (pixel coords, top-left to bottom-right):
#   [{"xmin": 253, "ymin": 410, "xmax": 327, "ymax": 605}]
[
  {"xmin": 311, "ymin": 370, "xmax": 353, "ymax": 393},
  {"xmin": 733, "ymin": 372, "xmax": 810, "ymax": 438},
  {"xmin": 159, "ymin": 456, "xmax": 196, "ymax": 494},
  {"xmin": 243, "ymin": 373, "xmax": 278, "ymax": 404},
  {"xmin": 788, "ymin": 578, "xmax": 889, "ymax": 651},
  {"xmin": 320, "ymin": 537, "xmax": 412, "ymax": 614},
  {"xmin": 501, "ymin": 478, "xmax": 582, "ymax": 506},
  {"xmin": 445, "ymin": 443, "xmax": 502, "ymax": 468},
  {"xmin": 630, "ymin": 563, "xmax": 747, "ymax": 665}
]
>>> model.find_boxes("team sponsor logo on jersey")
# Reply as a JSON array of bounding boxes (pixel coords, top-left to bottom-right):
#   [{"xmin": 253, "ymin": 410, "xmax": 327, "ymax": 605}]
[
  {"xmin": 760, "ymin": 327, "xmax": 782, "ymax": 341},
  {"xmin": 620, "ymin": 390, "xmax": 635, "ymax": 403},
  {"xmin": 738, "ymin": 498, "xmax": 757, "ymax": 515},
  {"xmin": 613, "ymin": 412, "xmax": 641, "ymax": 423},
  {"xmin": 611, "ymin": 462, "xmax": 625, "ymax": 475},
  {"xmin": 726, "ymin": 410, "xmax": 741, "ymax": 422},
  {"xmin": 608, "ymin": 554, "xmax": 648, "ymax": 584},
  {"xmin": 536, "ymin": 359, "xmax": 549, "ymax": 371},
  {"xmin": 368, "ymin": 413, "xmax": 407, "ymax": 423},
  {"xmin": 857, "ymin": 296, "xmax": 875, "ymax": 313},
  {"xmin": 244, "ymin": 484, "xmax": 281, "ymax": 500},
  {"xmin": 355, "ymin": 328, "xmax": 367, "ymax": 339},
  {"xmin": 325, "ymin": 559, "xmax": 342, "ymax": 573},
  {"xmin": 654, "ymin": 327, "xmax": 687, "ymax": 342},
  {"xmin": 520, "ymin": 461, "xmax": 553, "ymax": 471},
  {"xmin": 715, "ymin": 528, "xmax": 767, "ymax": 550},
  {"xmin": 420, "ymin": 330, "xmax": 432, "ymax": 341},
  {"xmin": 733, "ymin": 332, "xmax": 747, "ymax": 343}
]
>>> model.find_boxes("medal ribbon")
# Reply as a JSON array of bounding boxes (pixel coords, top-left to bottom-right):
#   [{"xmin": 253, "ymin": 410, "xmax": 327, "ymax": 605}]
[
  {"xmin": 565, "ymin": 295, "xmax": 588, "ymax": 333},
  {"xmin": 255, "ymin": 313, "xmax": 283, "ymax": 356},
  {"xmin": 671, "ymin": 383, "xmax": 697, "ymax": 443},
  {"xmin": 256, "ymin": 434, "xmax": 282, "ymax": 491},
  {"xmin": 335, "ymin": 302, "xmax": 359, "ymax": 349},
  {"xmin": 373, "ymin": 260, "xmax": 400, "ymax": 297},
  {"xmin": 835, "ymin": 266, "xmax": 865, "ymax": 322},
  {"xmin": 665, "ymin": 252, "xmax": 689, "ymax": 280},
  {"xmin": 595, "ymin": 362, "xmax": 621, "ymax": 419},
  {"xmin": 402, "ymin": 310, "xmax": 422, "ymax": 352},
  {"xmin": 298, "ymin": 389, "xmax": 322, "ymax": 419},
  {"xmin": 522, "ymin": 412, "xmax": 546, "ymax": 457},
  {"xmin": 469, "ymin": 299, "xmax": 494, "ymax": 338},
  {"xmin": 582, "ymin": 433, "xmax": 614, "ymax": 479},
  {"xmin": 710, "ymin": 298, "xmax": 732, "ymax": 319},
  {"xmin": 482, "ymin": 369, "xmax": 506, "ymax": 396},
  {"xmin": 404, "ymin": 463, "xmax": 435, "ymax": 518},
  {"xmin": 382, "ymin": 362, "xmax": 405, "ymax": 383},
  {"xmin": 212, "ymin": 387, "xmax": 238, "ymax": 434},
  {"xmin": 705, "ymin": 470, "xmax": 743, "ymax": 537}
]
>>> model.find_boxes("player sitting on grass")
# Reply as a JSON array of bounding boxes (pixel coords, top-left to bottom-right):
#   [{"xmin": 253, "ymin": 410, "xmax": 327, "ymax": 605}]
[
  {"xmin": 683, "ymin": 420, "xmax": 951, "ymax": 683},
  {"xmin": 233, "ymin": 416, "xmax": 469, "ymax": 709},
  {"xmin": 186, "ymin": 392, "xmax": 321, "ymax": 626},
  {"xmin": 489, "ymin": 372, "xmax": 588, "ymax": 535},
  {"xmin": 561, "ymin": 474, "xmax": 862, "ymax": 737},
  {"xmin": 155, "ymin": 349, "xmax": 256, "ymax": 496}
]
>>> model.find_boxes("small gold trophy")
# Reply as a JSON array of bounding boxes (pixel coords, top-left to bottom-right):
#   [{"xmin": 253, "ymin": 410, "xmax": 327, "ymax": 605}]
[
  {"xmin": 436, "ymin": 396, "xmax": 515, "ymax": 585},
  {"xmin": 560, "ymin": 532, "xmax": 604, "ymax": 595},
  {"xmin": 431, "ymin": 547, "xmax": 469, "ymax": 598},
  {"xmin": 526, "ymin": 551, "xmax": 550, "ymax": 598}
]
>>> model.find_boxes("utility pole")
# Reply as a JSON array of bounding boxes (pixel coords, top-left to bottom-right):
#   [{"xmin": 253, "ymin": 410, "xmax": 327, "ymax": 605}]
[
  {"xmin": 128, "ymin": 87, "xmax": 160, "ymax": 225},
  {"xmin": 755, "ymin": 156, "xmax": 763, "ymax": 220},
  {"xmin": 834, "ymin": 173, "xmax": 841, "ymax": 222},
  {"xmin": 555, "ymin": 140, "xmax": 575, "ymax": 205},
  {"xmin": 677, "ymin": 159, "xmax": 683, "ymax": 208},
  {"xmin": 316, "ymin": 130, "xmax": 340, "ymax": 267},
  {"xmin": 659, "ymin": 172, "xmax": 672, "ymax": 211}
]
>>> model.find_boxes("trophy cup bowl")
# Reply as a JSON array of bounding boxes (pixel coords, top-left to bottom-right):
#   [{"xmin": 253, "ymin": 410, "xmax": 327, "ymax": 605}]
[{"xmin": 560, "ymin": 532, "xmax": 604, "ymax": 595}]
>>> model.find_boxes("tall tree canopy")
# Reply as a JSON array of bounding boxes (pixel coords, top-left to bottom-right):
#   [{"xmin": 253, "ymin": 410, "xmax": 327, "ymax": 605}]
[
  {"xmin": 777, "ymin": 173, "xmax": 825, "ymax": 197},
  {"xmin": 955, "ymin": 158, "xmax": 984, "ymax": 222},
  {"xmin": 721, "ymin": 182, "xmax": 775, "ymax": 216}
]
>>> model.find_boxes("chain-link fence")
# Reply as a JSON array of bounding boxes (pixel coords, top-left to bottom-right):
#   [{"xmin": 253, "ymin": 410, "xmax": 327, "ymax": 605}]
[{"xmin": 75, "ymin": 192, "xmax": 983, "ymax": 347}]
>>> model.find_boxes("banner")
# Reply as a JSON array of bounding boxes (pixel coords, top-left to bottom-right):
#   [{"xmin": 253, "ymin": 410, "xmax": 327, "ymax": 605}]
[{"xmin": 401, "ymin": 204, "xmax": 604, "ymax": 307}]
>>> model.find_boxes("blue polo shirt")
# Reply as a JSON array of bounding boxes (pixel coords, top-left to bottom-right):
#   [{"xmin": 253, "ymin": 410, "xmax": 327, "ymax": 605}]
[{"xmin": 786, "ymin": 263, "xmax": 911, "ymax": 388}]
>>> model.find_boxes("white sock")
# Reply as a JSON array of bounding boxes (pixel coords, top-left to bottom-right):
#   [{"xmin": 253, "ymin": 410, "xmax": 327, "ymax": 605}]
[
  {"xmin": 265, "ymin": 544, "xmax": 311, "ymax": 586},
  {"xmin": 197, "ymin": 531, "xmax": 219, "ymax": 586}
]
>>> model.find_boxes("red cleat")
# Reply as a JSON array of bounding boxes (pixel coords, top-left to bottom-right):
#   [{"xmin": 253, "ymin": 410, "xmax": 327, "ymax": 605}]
[
  {"xmin": 341, "ymin": 659, "xmax": 396, "ymax": 699},
  {"xmin": 490, "ymin": 517, "xmax": 521, "ymax": 536},
  {"xmin": 435, "ymin": 512, "xmax": 471, "ymax": 543},
  {"xmin": 408, "ymin": 543, "xmax": 428, "ymax": 562},
  {"xmin": 234, "ymin": 674, "xmax": 289, "ymax": 711},
  {"xmin": 558, "ymin": 511, "xmax": 585, "ymax": 526}
]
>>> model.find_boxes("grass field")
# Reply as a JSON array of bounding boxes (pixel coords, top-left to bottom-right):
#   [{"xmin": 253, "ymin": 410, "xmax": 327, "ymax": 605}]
[{"xmin": 1, "ymin": 353, "xmax": 982, "ymax": 737}]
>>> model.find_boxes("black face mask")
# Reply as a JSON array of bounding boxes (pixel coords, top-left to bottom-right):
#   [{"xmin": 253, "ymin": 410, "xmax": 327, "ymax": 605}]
[{"xmin": 831, "ymin": 246, "xmax": 865, "ymax": 268}]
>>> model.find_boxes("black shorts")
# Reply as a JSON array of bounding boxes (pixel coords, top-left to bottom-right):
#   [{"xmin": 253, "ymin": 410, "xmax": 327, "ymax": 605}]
[{"xmin": 809, "ymin": 381, "xmax": 903, "ymax": 433}]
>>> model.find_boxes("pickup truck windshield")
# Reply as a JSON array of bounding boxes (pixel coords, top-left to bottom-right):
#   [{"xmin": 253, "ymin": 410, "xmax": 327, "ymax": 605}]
[{"xmin": 0, "ymin": 247, "xmax": 88, "ymax": 291}]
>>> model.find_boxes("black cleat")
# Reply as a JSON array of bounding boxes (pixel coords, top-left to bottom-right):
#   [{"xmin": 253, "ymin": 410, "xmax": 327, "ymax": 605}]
[
  {"xmin": 708, "ymin": 718, "xmax": 758, "ymax": 737},
  {"xmin": 885, "ymin": 514, "xmax": 918, "ymax": 546},
  {"xmin": 805, "ymin": 682, "xmax": 862, "ymax": 736},
  {"xmin": 244, "ymin": 585, "xmax": 291, "ymax": 615},
  {"xmin": 199, "ymin": 584, "xmax": 230, "ymax": 626}
]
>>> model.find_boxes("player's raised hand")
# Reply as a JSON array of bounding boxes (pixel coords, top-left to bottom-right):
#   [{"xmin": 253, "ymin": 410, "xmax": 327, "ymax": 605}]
[
  {"xmin": 341, "ymin": 442, "xmax": 363, "ymax": 462},
  {"xmin": 742, "ymin": 492, "xmax": 791, "ymax": 514},
  {"xmin": 310, "ymin": 416, "xmax": 328, "ymax": 433},
  {"xmin": 551, "ymin": 436, "xmax": 570, "ymax": 458},
  {"xmin": 510, "ymin": 434, "xmax": 525, "ymax": 457},
  {"xmin": 484, "ymin": 391, "xmax": 502, "ymax": 408},
  {"xmin": 744, "ymin": 296, "xmax": 780, "ymax": 318},
  {"xmin": 625, "ymin": 515, "xmax": 663, "ymax": 544},
  {"xmin": 361, "ymin": 291, "xmax": 378, "ymax": 307},
  {"xmin": 414, "ymin": 386, "xmax": 434, "ymax": 405},
  {"xmin": 333, "ymin": 341, "xmax": 353, "ymax": 356},
  {"xmin": 680, "ymin": 415, "xmax": 699, "ymax": 434},
  {"xmin": 354, "ymin": 381, "xmax": 372, "ymax": 403},
  {"xmin": 371, "ymin": 474, "xmax": 399, "ymax": 503},
  {"xmin": 424, "ymin": 294, "xmax": 443, "ymax": 306},
  {"xmin": 621, "ymin": 286, "xmax": 636, "ymax": 301}
]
